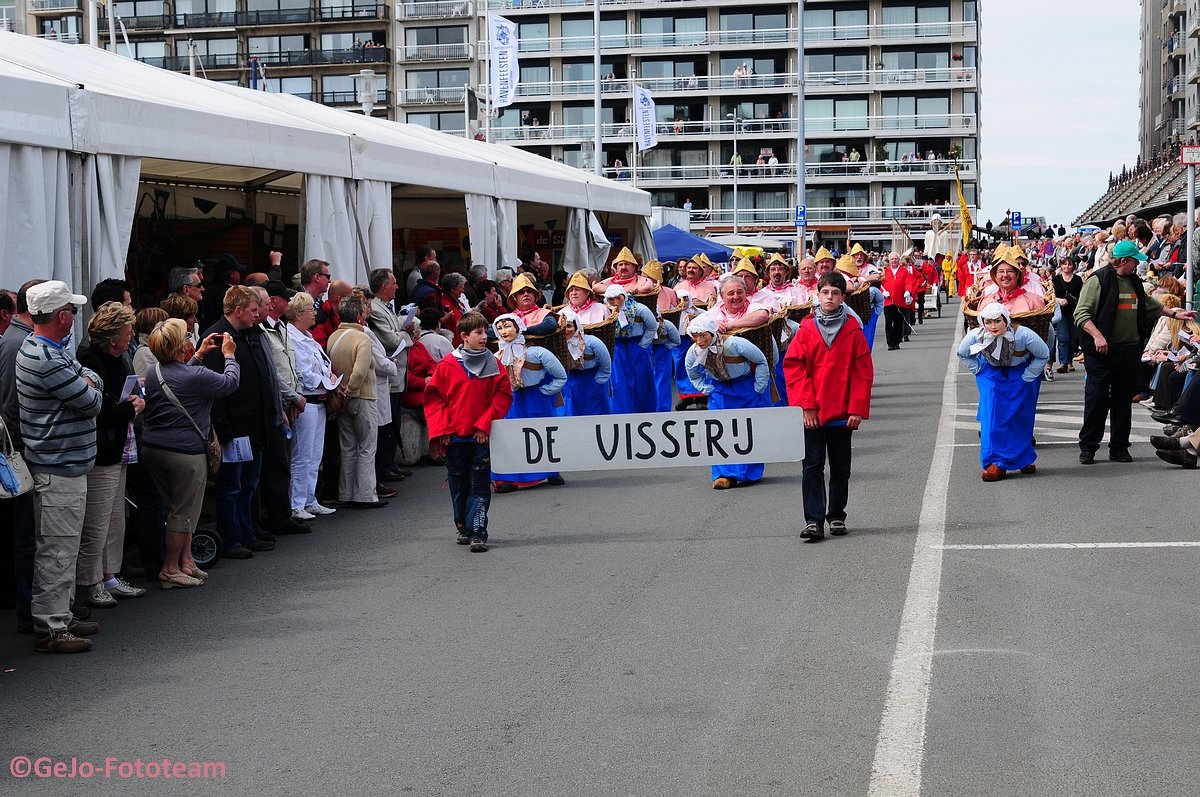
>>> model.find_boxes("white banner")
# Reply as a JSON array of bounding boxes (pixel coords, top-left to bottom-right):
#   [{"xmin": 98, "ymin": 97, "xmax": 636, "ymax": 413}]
[
  {"xmin": 490, "ymin": 408, "xmax": 806, "ymax": 473},
  {"xmin": 633, "ymin": 84, "xmax": 658, "ymax": 152},
  {"xmin": 488, "ymin": 14, "xmax": 519, "ymax": 109}
]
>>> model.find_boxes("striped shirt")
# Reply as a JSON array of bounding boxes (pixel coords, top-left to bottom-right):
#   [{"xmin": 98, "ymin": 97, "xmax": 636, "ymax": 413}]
[{"xmin": 15, "ymin": 335, "xmax": 104, "ymax": 476}]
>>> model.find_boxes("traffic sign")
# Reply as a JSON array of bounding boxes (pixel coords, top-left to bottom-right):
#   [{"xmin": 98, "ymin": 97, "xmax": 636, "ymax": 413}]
[
  {"xmin": 1011, "ymin": 211, "xmax": 1022, "ymax": 228},
  {"xmin": 794, "ymin": 204, "xmax": 807, "ymax": 227},
  {"xmin": 1182, "ymin": 145, "xmax": 1200, "ymax": 165}
]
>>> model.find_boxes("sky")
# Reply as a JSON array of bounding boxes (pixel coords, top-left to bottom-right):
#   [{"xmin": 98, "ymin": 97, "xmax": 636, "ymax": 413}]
[{"xmin": 979, "ymin": 0, "xmax": 1142, "ymax": 231}]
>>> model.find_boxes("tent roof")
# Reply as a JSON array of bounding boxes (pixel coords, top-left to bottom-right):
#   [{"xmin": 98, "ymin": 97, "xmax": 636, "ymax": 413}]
[
  {"xmin": 652, "ymin": 224, "xmax": 734, "ymax": 263},
  {"xmin": 0, "ymin": 32, "xmax": 650, "ymax": 216}
]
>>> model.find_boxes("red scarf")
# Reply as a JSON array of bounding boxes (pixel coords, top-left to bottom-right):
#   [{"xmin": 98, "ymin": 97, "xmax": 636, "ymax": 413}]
[
  {"xmin": 612, "ymin": 273, "xmax": 637, "ymax": 285},
  {"xmin": 569, "ymin": 297, "xmax": 595, "ymax": 313},
  {"xmin": 996, "ymin": 286, "xmax": 1026, "ymax": 302},
  {"xmin": 514, "ymin": 305, "xmax": 543, "ymax": 323}
]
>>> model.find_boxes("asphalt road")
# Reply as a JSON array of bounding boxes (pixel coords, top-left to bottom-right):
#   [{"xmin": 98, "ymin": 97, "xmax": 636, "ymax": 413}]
[{"xmin": 1, "ymin": 299, "xmax": 1197, "ymax": 796}]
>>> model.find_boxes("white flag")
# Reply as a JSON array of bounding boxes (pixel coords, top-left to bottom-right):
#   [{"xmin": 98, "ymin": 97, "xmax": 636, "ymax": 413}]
[
  {"xmin": 488, "ymin": 14, "xmax": 519, "ymax": 108},
  {"xmin": 633, "ymin": 85, "xmax": 658, "ymax": 152}
]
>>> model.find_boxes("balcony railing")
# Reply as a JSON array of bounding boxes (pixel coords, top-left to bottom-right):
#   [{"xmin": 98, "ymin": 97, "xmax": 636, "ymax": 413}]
[
  {"xmin": 99, "ymin": 14, "xmax": 170, "ymax": 30},
  {"xmin": 619, "ymin": 159, "xmax": 978, "ymax": 185},
  {"xmin": 400, "ymin": 86, "xmax": 467, "ymax": 104},
  {"xmin": 0, "ymin": 18, "xmax": 12, "ymax": 31},
  {"xmin": 253, "ymin": 46, "xmax": 390, "ymax": 67},
  {"xmin": 321, "ymin": 88, "xmax": 391, "ymax": 106},
  {"xmin": 486, "ymin": 114, "xmax": 975, "ymax": 143},
  {"xmin": 1166, "ymin": 75, "xmax": 1187, "ymax": 95},
  {"xmin": 139, "ymin": 52, "xmax": 241, "ymax": 70},
  {"xmin": 37, "ymin": 31, "xmax": 83, "ymax": 42},
  {"xmin": 398, "ymin": 42, "xmax": 472, "ymax": 62},
  {"xmin": 30, "ymin": 0, "xmax": 81, "ymax": 11},
  {"xmin": 694, "ymin": 204, "xmax": 974, "ymax": 227},
  {"xmin": 1188, "ymin": 107, "xmax": 1200, "ymax": 129},
  {"xmin": 169, "ymin": 4, "xmax": 386, "ymax": 27},
  {"xmin": 398, "ymin": 0, "xmax": 473, "ymax": 18}
]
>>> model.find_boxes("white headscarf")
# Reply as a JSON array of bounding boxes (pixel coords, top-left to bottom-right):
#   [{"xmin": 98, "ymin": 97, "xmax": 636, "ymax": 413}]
[
  {"xmin": 604, "ymin": 284, "xmax": 631, "ymax": 328},
  {"xmin": 493, "ymin": 313, "xmax": 527, "ymax": 366},
  {"xmin": 970, "ymin": 303, "xmax": 1015, "ymax": 358},
  {"xmin": 560, "ymin": 309, "xmax": 585, "ymax": 361},
  {"xmin": 688, "ymin": 314, "xmax": 721, "ymax": 353}
]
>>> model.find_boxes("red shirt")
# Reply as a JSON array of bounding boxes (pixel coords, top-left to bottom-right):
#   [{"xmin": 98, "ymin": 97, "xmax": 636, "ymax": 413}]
[
  {"xmin": 783, "ymin": 315, "xmax": 874, "ymax": 425},
  {"xmin": 424, "ymin": 353, "xmax": 513, "ymax": 439},
  {"xmin": 400, "ymin": 341, "xmax": 436, "ymax": 410},
  {"xmin": 881, "ymin": 267, "xmax": 917, "ymax": 309}
]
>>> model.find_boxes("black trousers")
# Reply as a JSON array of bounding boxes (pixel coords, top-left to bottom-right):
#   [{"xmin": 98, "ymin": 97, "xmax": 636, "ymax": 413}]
[
  {"xmin": 1168, "ymin": 370, "xmax": 1200, "ymax": 424},
  {"xmin": 802, "ymin": 425, "xmax": 853, "ymax": 525},
  {"xmin": 255, "ymin": 425, "xmax": 293, "ymax": 531},
  {"xmin": 884, "ymin": 305, "xmax": 906, "ymax": 349},
  {"xmin": 1080, "ymin": 345, "xmax": 1142, "ymax": 454}
]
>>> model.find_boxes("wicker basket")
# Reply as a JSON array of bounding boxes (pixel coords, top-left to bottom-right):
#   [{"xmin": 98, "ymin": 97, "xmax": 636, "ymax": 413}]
[
  {"xmin": 632, "ymin": 288, "xmax": 661, "ymax": 313},
  {"xmin": 726, "ymin": 313, "xmax": 782, "ymax": 361},
  {"xmin": 845, "ymin": 284, "xmax": 873, "ymax": 319},
  {"xmin": 526, "ymin": 325, "xmax": 571, "ymax": 369},
  {"xmin": 661, "ymin": 301, "xmax": 686, "ymax": 330},
  {"xmin": 584, "ymin": 312, "xmax": 617, "ymax": 356},
  {"xmin": 785, "ymin": 303, "xmax": 812, "ymax": 324},
  {"xmin": 963, "ymin": 284, "xmax": 1057, "ymax": 345}
]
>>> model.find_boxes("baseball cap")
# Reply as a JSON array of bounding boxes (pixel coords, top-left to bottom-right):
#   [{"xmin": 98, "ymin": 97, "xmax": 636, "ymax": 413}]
[
  {"xmin": 25, "ymin": 280, "xmax": 88, "ymax": 315},
  {"xmin": 1110, "ymin": 240, "xmax": 1147, "ymax": 262},
  {"xmin": 264, "ymin": 280, "xmax": 296, "ymax": 299}
]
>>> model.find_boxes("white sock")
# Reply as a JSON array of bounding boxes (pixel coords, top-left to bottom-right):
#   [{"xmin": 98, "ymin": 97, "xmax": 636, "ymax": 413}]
[{"xmin": 103, "ymin": 577, "xmax": 119, "ymax": 589}]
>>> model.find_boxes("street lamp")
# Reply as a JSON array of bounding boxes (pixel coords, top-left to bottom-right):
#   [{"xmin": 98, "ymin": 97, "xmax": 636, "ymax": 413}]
[
  {"xmin": 795, "ymin": 1, "xmax": 806, "ymax": 260},
  {"xmin": 355, "ymin": 69, "xmax": 378, "ymax": 116},
  {"xmin": 727, "ymin": 111, "xmax": 739, "ymax": 234}
]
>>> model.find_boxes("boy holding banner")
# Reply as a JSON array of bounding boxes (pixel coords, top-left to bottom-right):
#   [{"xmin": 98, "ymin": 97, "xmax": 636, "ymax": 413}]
[
  {"xmin": 783, "ymin": 272, "xmax": 874, "ymax": 543},
  {"xmin": 425, "ymin": 312, "xmax": 513, "ymax": 553}
]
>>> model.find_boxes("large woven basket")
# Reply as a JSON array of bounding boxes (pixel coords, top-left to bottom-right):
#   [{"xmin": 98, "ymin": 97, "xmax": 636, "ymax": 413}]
[
  {"xmin": 726, "ymin": 313, "xmax": 782, "ymax": 361},
  {"xmin": 785, "ymin": 303, "xmax": 812, "ymax": 324},
  {"xmin": 584, "ymin": 312, "xmax": 617, "ymax": 356},
  {"xmin": 526, "ymin": 325, "xmax": 570, "ymax": 369},
  {"xmin": 963, "ymin": 284, "xmax": 1057, "ymax": 345},
  {"xmin": 632, "ymin": 288, "xmax": 661, "ymax": 313},
  {"xmin": 845, "ymin": 284, "xmax": 872, "ymax": 319},
  {"xmin": 661, "ymin": 301, "xmax": 686, "ymax": 330}
]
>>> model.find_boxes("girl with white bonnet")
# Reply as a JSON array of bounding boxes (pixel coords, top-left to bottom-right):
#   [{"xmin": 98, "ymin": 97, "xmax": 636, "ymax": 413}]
[
  {"xmin": 672, "ymin": 288, "xmax": 708, "ymax": 410},
  {"xmin": 489, "ymin": 313, "xmax": 568, "ymax": 493},
  {"xmin": 557, "ymin": 309, "xmax": 612, "ymax": 416},
  {"xmin": 957, "ymin": 303, "xmax": 1049, "ymax": 482},
  {"xmin": 684, "ymin": 314, "xmax": 770, "ymax": 490},
  {"xmin": 603, "ymin": 283, "xmax": 657, "ymax": 414}
]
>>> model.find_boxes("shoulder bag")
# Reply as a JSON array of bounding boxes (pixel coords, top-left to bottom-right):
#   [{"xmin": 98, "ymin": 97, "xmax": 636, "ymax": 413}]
[
  {"xmin": 155, "ymin": 363, "xmax": 222, "ymax": 478},
  {"xmin": 0, "ymin": 416, "xmax": 33, "ymax": 499},
  {"xmin": 324, "ymin": 332, "xmax": 350, "ymax": 416}
]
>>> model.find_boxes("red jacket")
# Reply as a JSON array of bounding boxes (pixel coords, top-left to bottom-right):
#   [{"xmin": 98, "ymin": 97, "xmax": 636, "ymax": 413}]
[
  {"xmin": 424, "ymin": 352, "xmax": 513, "ymax": 440},
  {"xmin": 783, "ymin": 315, "xmax": 874, "ymax": 425},
  {"xmin": 919, "ymin": 261, "xmax": 940, "ymax": 291},
  {"xmin": 400, "ymin": 341, "xmax": 437, "ymax": 410},
  {"xmin": 955, "ymin": 253, "xmax": 973, "ymax": 297},
  {"xmin": 881, "ymin": 266, "xmax": 917, "ymax": 309},
  {"xmin": 311, "ymin": 300, "xmax": 342, "ymax": 349}
]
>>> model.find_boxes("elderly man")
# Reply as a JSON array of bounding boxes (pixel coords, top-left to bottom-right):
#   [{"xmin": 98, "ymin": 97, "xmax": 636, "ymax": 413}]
[
  {"xmin": 1076, "ymin": 240, "xmax": 1194, "ymax": 464},
  {"xmin": 761, "ymin": 254, "xmax": 808, "ymax": 307},
  {"xmin": 327, "ymin": 294, "xmax": 387, "ymax": 509},
  {"xmin": 677, "ymin": 256, "xmax": 718, "ymax": 306},
  {"xmin": 312, "ymin": 279, "xmax": 352, "ymax": 348},
  {"xmin": 796, "ymin": 256, "xmax": 818, "ymax": 294},
  {"xmin": 596, "ymin": 247, "xmax": 657, "ymax": 294},
  {"xmin": 881, "ymin": 251, "xmax": 916, "ymax": 351},
  {"xmin": 17, "ymin": 281, "xmax": 104, "ymax": 653},
  {"xmin": 411, "ymin": 258, "xmax": 445, "ymax": 311},
  {"xmin": 366, "ymin": 267, "xmax": 413, "ymax": 484}
]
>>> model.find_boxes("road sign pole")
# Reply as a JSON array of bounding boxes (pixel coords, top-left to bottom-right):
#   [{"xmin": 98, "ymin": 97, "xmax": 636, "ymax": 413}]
[{"xmin": 1188, "ymin": 165, "xmax": 1195, "ymax": 310}]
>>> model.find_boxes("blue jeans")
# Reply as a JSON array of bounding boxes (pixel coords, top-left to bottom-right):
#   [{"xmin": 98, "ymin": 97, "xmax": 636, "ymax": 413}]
[
  {"xmin": 1053, "ymin": 314, "xmax": 1075, "ymax": 365},
  {"xmin": 0, "ymin": 491, "xmax": 36, "ymax": 623},
  {"xmin": 217, "ymin": 449, "xmax": 263, "ymax": 549},
  {"xmin": 445, "ymin": 440, "xmax": 492, "ymax": 540}
]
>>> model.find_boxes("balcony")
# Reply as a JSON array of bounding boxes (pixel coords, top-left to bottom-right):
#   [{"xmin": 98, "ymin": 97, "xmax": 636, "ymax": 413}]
[
  {"xmin": 486, "ymin": 114, "xmax": 975, "ymax": 144},
  {"xmin": 1162, "ymin": 116, "xmax": 1186, "ymax": 135},
  {"xmin": 36, "ymin": 30, "xmax": 83, "ymax": 42},
  {"xmin": 171, "ymin": 10, "xmax": 237, "ymax": 27},
  {"xmin": 694, "ymin": 204, "xmax": 974, "ymax": 228},
  {"xmin": 253, "ymin": 46, "xmax": 390, "ymax": 67},
  {"xmin": 168, "ymin": 4, "xmax": 385, "ymax": 28},
  {"xmin": 1189, "ymin": 106, "xmax": 1200, "ymax": 130},
  {"xmin": 139, "ymin": 52, "xmax": 241, "ymax": 70},
  {"xmin": 321, "ymin": 88, "xmax": 391, "ymax": 106},
  {"xmin": 398, "ymin": 0, "xmax": 473, "ymax": 19},
  {"xmin": 98, "ymin": 14, "xmax": 170, "ymax": 30},
  {"xmin": 610, "ymin": 159, "xmax": 978, "ymax": 186},
  {"xmin": 319, "ymin": 3, "xmax": 389, "ymax": 21},
  {"xmin": 1166, "ymin": 75, "xmax": 1187, "ymax": 95},
  {"xmin": 399, "ymin": 86, "xmax": 467, "ymax": 104},
  {"xmin": 29, "ymin": 0, "xmax": 82, "ymax": 11},
  {"xmin": 398, "ymin": 42, "xmax": 473, "ymax": 62},
  {"xmin": 0, "ymin": 18, "xmax": 12, "ymax": 31}
]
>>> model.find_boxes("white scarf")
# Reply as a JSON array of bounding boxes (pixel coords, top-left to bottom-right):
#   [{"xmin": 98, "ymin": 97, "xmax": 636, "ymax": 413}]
[
  {"xmin": 561, "ymin": 310, "xmax": 585, "ymax": 361},
  {"xmin": 493, "ymin": 313, "xmax": 527, "ymax": 367},
  {"xmin": 969, "ymin": 305, "xmax": 1015, "ymax": 359}
]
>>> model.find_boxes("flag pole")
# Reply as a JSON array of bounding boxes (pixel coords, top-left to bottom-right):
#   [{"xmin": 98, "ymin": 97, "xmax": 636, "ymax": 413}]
[{"xmin": 630, "ymin": 68, "xmax": 638, "ymax": 189}]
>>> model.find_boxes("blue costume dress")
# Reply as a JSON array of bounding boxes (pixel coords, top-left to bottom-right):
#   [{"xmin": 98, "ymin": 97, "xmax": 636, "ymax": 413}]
[
  {"xmin": 610, "ymin": 299, "xmax": 658, "ymax": 414},
  {"xmin": 491, "ymin": 346, "xmax": 568, "ymax": 488},
  {"xmin": 561, "ymin": 334, "xmax": 612, "ymax": 417},
  {"xmin": 651, "ymin": 319, "xmax": 681, "ymax": 412},
  {"xmin": 686, "ymin": 335, "xmax": 771, "ymax": 483},
  {"xmin": 673, "ymin": 309, "xmax": 706, "ymax": 401},
  {"xmin": 957, "ymin": 325, "xmax": 1049, "ymax": 471},
  {"xmin": 862, "ymin": 286, "xmax": 885, "ymax": 350}
]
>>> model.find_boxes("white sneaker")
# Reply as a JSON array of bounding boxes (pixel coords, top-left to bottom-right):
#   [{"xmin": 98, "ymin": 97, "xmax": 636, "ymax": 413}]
[
  {"xmin": 305, "ymin": 503, "xmax": 336, "ymax": 516},
  {"xmin": 106, "ymin": 578, "xmax": 146, "ymax": 599},
  {"xmin": 292, "ymin": 508, "xmax": 316, "ymax": 521},
  {"xmin": 1044, "ymin": 365, "xmax": 1055, "ymax": 382},
  {"xmin": 85, "ymin": 584, "xmax": 117, "ymax": 608}
]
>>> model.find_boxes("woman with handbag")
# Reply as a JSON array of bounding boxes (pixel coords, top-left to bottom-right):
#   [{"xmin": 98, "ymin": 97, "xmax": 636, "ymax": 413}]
[
  {"xmin": 286, "ymin": 292, "xmax": 338, "ymax": 519},
  {"xmin": 141, "ymin": 319, "xmax": 240, "ymax": 589}
]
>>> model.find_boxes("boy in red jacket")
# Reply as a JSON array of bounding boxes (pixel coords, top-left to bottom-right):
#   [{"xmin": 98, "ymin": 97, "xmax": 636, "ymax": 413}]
[
  {"xmin": 425, "ymin": 312, "xmax": 513, "ymax": 552},
  {"xmin": 783, "ymin": 272, "xmax": 874, "ymax": 542}
]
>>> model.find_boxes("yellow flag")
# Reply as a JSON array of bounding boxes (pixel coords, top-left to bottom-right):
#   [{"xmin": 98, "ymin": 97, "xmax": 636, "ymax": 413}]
[{"xmin": 955, "ymin": 163, "xmax": 973, "ymax": 250}]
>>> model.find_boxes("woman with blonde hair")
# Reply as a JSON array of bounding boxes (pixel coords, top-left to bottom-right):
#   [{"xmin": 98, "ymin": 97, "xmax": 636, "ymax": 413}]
[
  {"xmin": 75, "ymin": 302, "xmax": 145, "ymax": 607},
  {"xmin": 141, "ymin": 318, "xmax": 240, "ymax": 587},
  {"xmin": 131, "ymin": 307, "xmax": 168, "ymax": 377},
  {"xmin": 1143, "ymin": 293, "xmax": 1200, "ymax": 409},
  {"xmin": 286, "ymin": 291, "xmax": 337, "ymax": 518}
]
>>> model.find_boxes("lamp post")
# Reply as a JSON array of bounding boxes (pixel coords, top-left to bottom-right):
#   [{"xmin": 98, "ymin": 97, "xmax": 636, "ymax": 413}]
[
  {"xmin": 727, "ymin": 111, "xmax": 739, "ymax": 234},
  {"xmin": 355, "ymin": 69, "xmax": 378, "ymax": 116},
  {"xmin": 795, "ymin": 1, "xmax": 806, "ymax": 260}
]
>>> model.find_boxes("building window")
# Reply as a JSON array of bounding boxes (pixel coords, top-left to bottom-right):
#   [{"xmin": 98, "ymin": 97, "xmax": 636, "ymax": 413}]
[
  {"xmin": 963, "ymin": 1, "xmax": 977, "ymax": 22},
  {"xmin": 326, "ymin": 72, "xmax": 388, "ymax": 103},
  {"xmin": 805, "ymin": 97, "xmax": 868, "ymax": 131},
  {"xmin": 719, "ymin": 11, "xmax": 787, "ymax": 44},
  {"xmin": 407, "ymin": 111, "xmax": 465, "ymax": 133},
  {"xmin": 265, "ymin": 76, "xmax": 313, "ymax": 98},
  {"xmin": 805, "ymin": 52, "xmax": 868, "ymax": 80},
  {"xmin": 803, "ymin": 7, "xmax": 868, "ymax": 40},
  {"xmin": 881, "ymin": 5, "xmax": 951, "ymax": 37},
  {"xmin": 248, "ymin": 34, "xmax": 306, "ymax": 54},
  {"xmin": 517, "ymin": 20, "xmax": 549, "ymax": 53},
  {"xmin": 640, "ymin": 14, "xmax": 706, "ymax": 47}
]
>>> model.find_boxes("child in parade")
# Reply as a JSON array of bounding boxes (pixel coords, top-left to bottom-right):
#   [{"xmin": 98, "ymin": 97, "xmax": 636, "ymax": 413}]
[
  {"xmin": 783, "ymin": 272, "xmax": 874, "ymax": 542},
  {"xmin": 956, "ymin": 303, "xmax": 1049, "ymax": 482},
  {"xmin": 489, "ymin": 313, "xmax": 568, "ymax": 493},
  {"xmin": 425, "ymin": 312, "xmax": 513, "ymax": 553}
]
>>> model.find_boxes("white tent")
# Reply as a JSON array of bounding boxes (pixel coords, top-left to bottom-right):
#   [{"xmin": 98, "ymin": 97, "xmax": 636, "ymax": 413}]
[{"xmin": 0, "ymin": 32, "xmax": 651, "ymax": 291}]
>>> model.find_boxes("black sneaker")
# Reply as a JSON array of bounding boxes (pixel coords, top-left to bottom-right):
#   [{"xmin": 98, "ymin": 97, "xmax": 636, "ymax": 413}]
[
  {"xmin": 246, "ymin": 540, "xmax": 275, "ymax": 552},
  {"xmin": 34, "ymin": 630, "xmax": 93, "ymax": 653},
  {"xmin": 799, "ymin": 522, "xmax": 823, "ymax": 540},
  {"xmin": 455, "ymin": 528, "xmax": 470, "ymax": 545},
  {"xmin": 1108, "ymin": 451, "xmax": 1133, "ymax": 463},
  {"xmin": 256, "ymin": 531, "xmax": 278, "ymax": 543},
  {"xmin": 68, "ymin": 618, "xmax": 100, "ymax": 636},
  {"xmin": 223, "ymin": 546, "xmax": 255, "ymax": 559},
  {"xmin": 469, "ymin": 537, "xmax": 488, "ymax": 553},
  {"xmin": 1079, "ymin": 451, "xmax": 1096, "ymax": 465}
]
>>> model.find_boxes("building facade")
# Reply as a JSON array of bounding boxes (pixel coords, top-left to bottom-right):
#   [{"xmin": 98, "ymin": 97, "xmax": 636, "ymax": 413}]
[
  {"xmin": 1140, "ymin": 0, "xmax": 1191, "ymax": 163},
  {"xmin": 8, "ymin": 0, "xmax": 980, "ymax": 241}
]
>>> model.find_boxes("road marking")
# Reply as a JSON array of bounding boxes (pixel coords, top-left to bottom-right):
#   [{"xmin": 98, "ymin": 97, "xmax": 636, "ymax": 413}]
[
  {"xmin": 867, "ymin": 344, "xmax": 956, "ymax": 796},
  {"xmin": 937, "ymin": 541, "xmax": 1200, "ymax": 550}
]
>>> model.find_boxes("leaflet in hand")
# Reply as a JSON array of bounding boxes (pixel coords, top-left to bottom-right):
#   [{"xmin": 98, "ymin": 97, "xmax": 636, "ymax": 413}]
[
  {"xmin": 118, "ymin": 375, "xmax": 142, "ymax": 402},
  {"xmin": 390, "ymin": 338, "xmax": 408, "ymax": 360},
  {"xmin": 221, "ymin": 436, "xmax": 254, "ymax": 463},
  {"xmin": 319, "ymin": 372, "xmax": 343, "ymax": 391}
]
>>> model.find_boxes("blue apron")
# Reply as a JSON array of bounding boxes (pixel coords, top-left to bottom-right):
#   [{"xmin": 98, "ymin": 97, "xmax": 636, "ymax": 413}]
[
  {"xmin": 611, "ymin": 338, "xmax": 656, "ymax": 415},
  {"xmin": 975, "ymin": 359, "xmax": 1039, "ymax": 471},
  {"xmin": 562, "ymin": 369, "xmax": 612, "ymax": 417},
  {"xmin": 708, "ymin": 372, "xmax": 767, "ymax": 483},
  {"xmin": 492, "ymin": 385, "xmax": 561, "ymax": 485}
]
